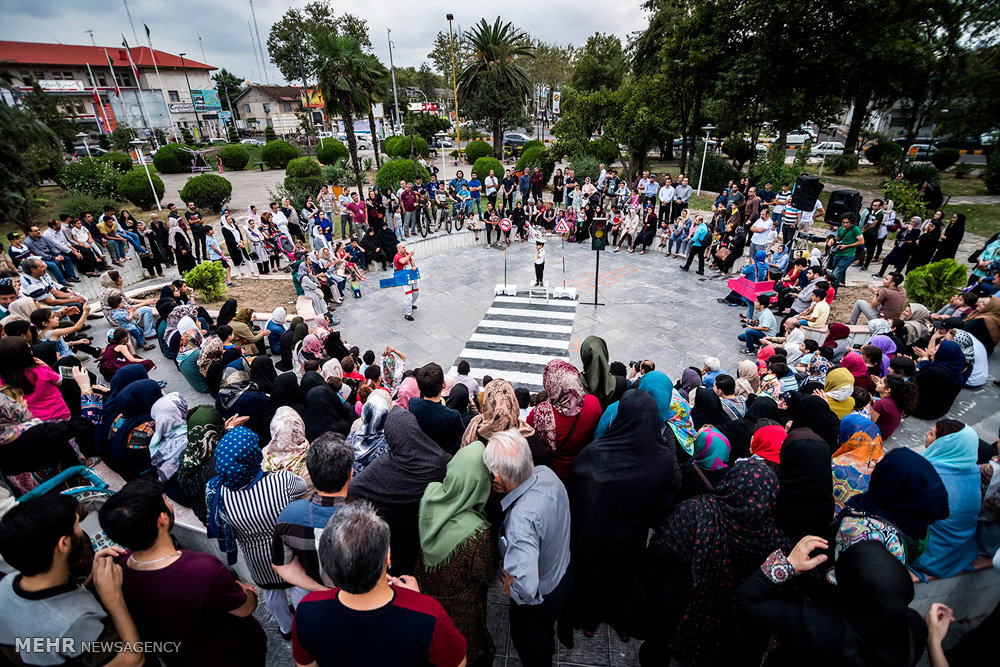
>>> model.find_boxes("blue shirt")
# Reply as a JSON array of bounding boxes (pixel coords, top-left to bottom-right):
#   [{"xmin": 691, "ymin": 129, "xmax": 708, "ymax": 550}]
[
  {"xmin": 449, "ymin": 177, "xmax": 467, "ymax": 192},
  {"xmin": 691, "ymin": 222, "xmax": 710, "ymax": 245},
  {"xmin": 467, "ymin": 179, "xmax": 482, "ymax": 200},
  {"xmin": 519, "ymin": 173, "xmax": 531, "ymax": 191},
  {"xmin": 206, "ymin": 235, "xmax": 224, "ymax": 261}
]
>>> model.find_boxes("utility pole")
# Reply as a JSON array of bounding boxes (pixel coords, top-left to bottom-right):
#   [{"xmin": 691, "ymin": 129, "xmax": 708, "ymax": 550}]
[
  {"xmin": 447, "ymin": 14, "xmax": 460, "ymax": 156},
  {"xmin": 178, "ymin": 53, "xmax": 202, "ymax": 139},
  {"xmin": 249, "ymin": 0, "xmax": 270, "ymax": 84},
  {"xmin": 387, "ymin": 28, "xmax": 401, "ymax": 131}
]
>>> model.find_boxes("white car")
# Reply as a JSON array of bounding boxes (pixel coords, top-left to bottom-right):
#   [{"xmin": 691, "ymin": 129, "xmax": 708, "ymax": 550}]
[
  {"xmin": 240, "ymin": 138, "xmax": 266, "ymax": 145},
  {"xmin": 810, "ymin": 141, "xmax": 845, "ymax": 157},
  {"xmin": 786, "ymin": 130, "xmax": 816, "ymax": 145}
]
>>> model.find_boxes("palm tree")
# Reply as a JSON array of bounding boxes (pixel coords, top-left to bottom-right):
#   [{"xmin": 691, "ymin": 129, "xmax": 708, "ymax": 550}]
[
  {"xmin": 457, "ymin": 18, "xmax": 534, "ymax": 158},
  {"xmin": 312, "ymin": 32, "xmax": 371, "ymax": 195},
  {"xmin": 358, "ymin": 54, "xmax": 391, "ymax": 169}
]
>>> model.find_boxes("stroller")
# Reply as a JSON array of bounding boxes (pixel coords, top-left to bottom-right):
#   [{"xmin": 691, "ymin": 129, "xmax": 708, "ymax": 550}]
[
  {"xmin": 19, "ymin": 466, "xmax": 118, "ymax": 553},
  {"xmin": 275, "ymin": 232, "xmax": 296, "ymax": 261}
]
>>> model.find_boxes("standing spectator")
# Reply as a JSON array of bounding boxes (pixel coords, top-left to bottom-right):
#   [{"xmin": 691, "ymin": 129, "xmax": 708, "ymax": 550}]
[
  {"xmin": 337, "ymin": 187, "xmax": 353, "ymax": 238},
  {"xmin": 860, "ymin": 199, "xmax": 885, "ymax": 270},
  {"xmin": 400, "ymin": 183, "xmax": 418, "ymax": 237},
  {"xmin": 271, "ymin": 433, "xmax": 354, "ymax": 607},
  {"xmin": 747, "ymin": 210, "xmax": 774, "ymax": 258},
  {"xmin": 467, "ymin": 172, "xmax": 483, "ymax": 219},
  {"xmin": 518, "ymin": 168, "xmax": 531, "ymax": 204},
  {"xmin": 407, "ymin": 362, "xmax": 465, "ymax": 455},
  {"xmin": 551, "ymin": 169, "xmax": 564, "ymax": 209},
  {"xmin": 185, "ymin": 202, "xmax": 208, "ymax": 263},
  {"xmin": 658, "ymin": 175, "xmax": 675, "ymax": 224},
  {"xmin": 673, "ymin": 176, "xmax": 692, "ymax": 218},
  {"xmin": 641, "ymin": 171, "xmax": 659, "ymax": 208},
  {"xmin": 99, "ymin": 478, "xmax": 268, "ymax": 665},
  {"xmin": 0, "ymin": 495, "xmax": 144, "ymax": 667},
  {"xmin": 293, "ymin": 502, "xmax": 467, "ymax": 666},
  {"xmin": 344, "ymin": 192, "xmax": 367, "ymax": 239},
  {"xmin": 318, "ymin": 185, "xmax": 336, "ymax": 237},
  {"xmin": 501, "ymin": 168, "xmax": 517, "ymax": 212},
  {"xmin": 485, "ymin": 429, "xmax": 572, "ymax": 667},
  {"xmin": 681, "ymin": 215, "xmax": 711, "ymax": 275},
  {"xmin": 563, "ymin": 169, "xmax": 578, "ymax": 211},
  {"xmin": 832, "ymin": 215, "xmax": 865, "ymax": 287},
  {"xmin": 529, "ymin": 166, "xmax": 545, "ymax": 203}
]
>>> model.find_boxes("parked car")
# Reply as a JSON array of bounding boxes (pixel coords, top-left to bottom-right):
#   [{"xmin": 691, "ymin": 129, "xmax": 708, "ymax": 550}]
[
  {"xmin": 785, "ymin": 129, "xmax": 816, "ymax": 145},
  {"xmin": 71, "ymin": 145, "xmax": 109, "ymax": 157},
  {"xmin": 906, "ymin": 143, "xmax": 938, "ymax": 161},
  {"xmin": 207, "ymin": 137, "xmax": 228, "ymax": 144},
  {"xmin": 240, "ymin": 138, "xmax": 266, "ymax": 145},
  {"xmin": 809, "ymin": 141, "xmax": 845, "ymax": 157},
  {"xmin": 502, "ymin": 132, "xmax": 532, "ymax": 147}
]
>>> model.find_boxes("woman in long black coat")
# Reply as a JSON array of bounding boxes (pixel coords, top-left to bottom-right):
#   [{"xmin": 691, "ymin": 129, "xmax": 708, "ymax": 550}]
[
  {"xmin": 150, "ymin": 216, "xmax": 174, "ymax": 266},
  {"xmin": 906, "ymin": 211, "xmax": 942, "ymax": 272},
  {"xmin": 933, "ymin": 212, "xmax": 965, "ymax": 262}
]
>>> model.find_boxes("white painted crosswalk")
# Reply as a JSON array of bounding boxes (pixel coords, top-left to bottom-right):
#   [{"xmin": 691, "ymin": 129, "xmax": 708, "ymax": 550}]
[{"xmin": 449, "ymin": 294, "xmax": 578, "ymax": 392}]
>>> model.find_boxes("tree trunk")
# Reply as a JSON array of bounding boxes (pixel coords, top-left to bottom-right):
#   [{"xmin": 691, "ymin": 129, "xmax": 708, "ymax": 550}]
[
  {"xmin": 343, "ymin": 104, "xmax": 365, "ymax": 195},
  {"xmin": 366, "ymin": 98, "xmax": 381, "ymax": 169},
  {"xmin": 844, "ymin": 87, "xmax": 871, "ymax": 155},
  {"xmin": 679, "ymin": 130, "xmax": 689, "ymax": 174},
  {"xmin": 664, "ymin": 137, "xmax": 674, "ymax": 161},
  {"xmin": 493, "ymin": 119, "xmax": 503, "ymax": 160}
]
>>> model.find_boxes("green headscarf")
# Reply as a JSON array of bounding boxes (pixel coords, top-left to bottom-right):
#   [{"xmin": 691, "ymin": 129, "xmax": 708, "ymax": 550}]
[
  {"xmin": 291, "ymin": 318, "xmax": 307, "ymax": 345},
  {"xmin": 418, "ymin": 441, "xmax": 491, "ymax": 569},
  {"xmin": 179, "ymin": 405, "xmax": 225, "ymax": 476},
  {"xmin": 580, "ymin": 335, "xmax": 615, "ymax": 408}
]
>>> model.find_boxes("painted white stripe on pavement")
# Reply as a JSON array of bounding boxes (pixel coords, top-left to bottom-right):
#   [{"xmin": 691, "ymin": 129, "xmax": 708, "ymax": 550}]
[
  {"xmin": 485, "ymin": 306, "xmax": 576, "ymax": 320},
  {"xmin": 468, "ymin": 333, "xmax": 571, "ymax": 350},
  {"xmin": 492, "ymin": 295, "xmax": 578, "ymax": 309},
  {"xmin": 456, "ymin": 348, "xmax": 568, "ymax": 366},
  {"xmin": 477, "ymin": 320, "xmax": 573, "ymax": 334},
  {"xmin": 447, "ymin": 367, "xmax": 544, "ymax": 388}
]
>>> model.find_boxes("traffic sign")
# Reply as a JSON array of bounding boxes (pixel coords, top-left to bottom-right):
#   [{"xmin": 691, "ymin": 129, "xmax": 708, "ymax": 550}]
[
  {"xmin": 499, "ymin": 218, "xmax": 512, "ymax": 232},
  {"xmin": 553, "ymin": 219, "xmax": 570, "ymax": 234}
]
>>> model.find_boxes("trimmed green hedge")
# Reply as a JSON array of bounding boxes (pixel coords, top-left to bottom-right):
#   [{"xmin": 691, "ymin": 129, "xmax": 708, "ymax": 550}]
[
  {"xmin": 56, "ymin": 158, "xmax": 121, "ymax": 198},
  {"xmin": 374, "ymin": 159, "xmax": 431, "ymax": 192},
  {"xmin": 383, "ymin": 135, "xmax": 429, "ymax": 159},
  {"xmin": 472, "ymin": 157, "xmax": 504, "ymax": 185},
  {"xmin": 931, "ymin": 148, "xmax": 960, "ymax": 171},
  {"xmin": 523, "ymin": 139, "xmax": 543, "ymax": 152},
  {"xmin": 152, "ymin": 144, "xmax": 194, "ymax": 174},
  {"xmin": 584, "ymin": 137, "xmax": 618, "ymax": 164},
  {"xmin": 316, "ymin": 137, "xmax": 349, "ymax": 164},
  {"xmin": 179, "ymin": 174, "xmax": 232, "ymax": 212},
  {"xmin": 515, "ymin": 146, "xmax": 555, "ymax": 184},
  {"xmin": 261, "ymin": 140, "xmax": 300, "ymax": 169},
  {"xmin": 284, "ymin": 157, "xmax": 324, "ymax": 195},
  {"xmin": 568, "ymin": 154, "xmax": 602, "ymax": 184},
  {"xmin": 98, "ymin": 151, "xmax": 134, "ymax": 174},
  {"xmin": 464, "ymin": 139, "xmax": 493, "ymax": 163},
  {"xmin": 117, "ymin": 169, "xmax": 164, "ymax": 210},
  {"xmin": 864, "ymin": 142, "xmax": 903, "ymax": 165},
  {"xmin": 218, "ymin": 144, "xmax": 250, "ymax": 171}
]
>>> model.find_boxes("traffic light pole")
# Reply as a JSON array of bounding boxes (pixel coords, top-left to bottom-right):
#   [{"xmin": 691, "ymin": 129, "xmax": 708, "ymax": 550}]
[{"xmin": 581, "ymin": 248, "xmax": 604, "ymax": 307}]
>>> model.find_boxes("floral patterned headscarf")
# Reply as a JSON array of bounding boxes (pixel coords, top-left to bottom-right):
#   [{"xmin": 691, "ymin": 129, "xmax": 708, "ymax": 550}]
[
  {"xmin": 531, "ymin": 360, "xmax": 586, "ymax": 451},
  {"xmin": 461, "ymin": 379, "xmax": 535, "ymax": 447}
]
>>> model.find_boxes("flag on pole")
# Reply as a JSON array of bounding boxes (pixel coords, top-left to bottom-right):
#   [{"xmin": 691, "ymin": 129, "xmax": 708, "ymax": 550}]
[
  {"xmin": 85, "ymin": 62, "xmax": 109, "ymax": 133},
  {"xmin": 143, "ymin": 23, "xmax": 159, "ymax": 64},
  {"xmin": 103, "ymin": 49, "xmax": 121, "ymax": 97},
  {"xmin": 121, "ymin": 35, "xmax": 141, "ymax": 82}
]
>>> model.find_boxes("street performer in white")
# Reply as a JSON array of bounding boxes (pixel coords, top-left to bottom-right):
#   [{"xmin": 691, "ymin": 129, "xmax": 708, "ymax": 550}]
[{"xmin": 394, "ymin": 242, "xmax": 419, "ymax": 321}]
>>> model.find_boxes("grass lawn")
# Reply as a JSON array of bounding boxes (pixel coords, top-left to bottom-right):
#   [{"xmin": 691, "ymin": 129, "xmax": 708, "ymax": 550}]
[
  {"xmin": 801, "ymin": 164, "xmax": 989, "ymax": 199},
  {"xmin": 953, "ymin": 204, "xmax": 1000, "ymax": 237}
]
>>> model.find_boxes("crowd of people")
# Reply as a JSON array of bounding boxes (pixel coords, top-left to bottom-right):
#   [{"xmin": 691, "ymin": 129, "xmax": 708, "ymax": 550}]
[{"xmin": 0, "ymin": 159, "xmax": 998, "ymax": 667}]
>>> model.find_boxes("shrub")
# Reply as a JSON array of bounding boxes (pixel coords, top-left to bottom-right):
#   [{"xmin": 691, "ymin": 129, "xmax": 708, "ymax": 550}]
[
  {"xmin": 903, "ymin": 259, "xmax": 968, "ymax": 311},
  {"xmin": 183, "ymin": 260, "xmax": 228, "ymax": 301},
  {"xmin": 227, "ymin": 125, "xmax": 239, "ymax": 143},
  {"xmin": 218, "ymin": 144, "xmax": 250, "ymax": 171},
  {"xmin": 383, "ymin": 135, "xmax": 430, "ymax": 159},
  {"xmin": 97, "ymin": 134, "xmax": 111, "ymax": 150},
  {"xmin": 261, "ymin": 140, "xmax": 300, "ymax": 169},
  {"xmin": 881, "ymin": 180, "xmax": 927, "ymax": 222},
  {"xmin": 523, "ymin": 139, "xmax": 543, "ymax": 153},
  {"xmin": 750, "ymin": 144, "xmax": 802, "ymax": 189},
  {"xmin": 568, "ymin": 153, "xmax": 602, "ymax": 184},
  {"xmin": 864, "ymin": 141, "xmax": 903, "ymax": 165},
  {"xmin": 57, "ymin": 191, "xmax": 118, "ymax": 220},
  {"xmin": 179, "ymin": 174, "xmax": 232, "ymax": 212},
  {"xmin": 322, "ymin": 161, "xmax": 352, "ymax": 186},
  {"xmin": 56, "ymin": 158, "xmax": 120, "ymax": 198},
  {"xmin": 117, "ymin": 169, "xmax": 164, "ymax": 210},
  {"xmin": 987, "ymin": 149, "xmax": 1000, "ymax": 194},
  {"xmin": 152, "ymin": 143, "xmax": 193, "ymax": 174},
  {"xmin": 264, "ymin": 126, "xmax": 277, "ymax": 142},
  {"xmin": 721, "ymin": 137, "xmax": 754, "ymax": 169},
  {"xmin": 315, "ymin": 137, "xmax": 349, "ymax": 165},
  {"xmin": 472, "ymin": 157, "xmax": 504, "ymax": 184},
  {"xmin": 98, "ymin": 151, "xmax": 133, "ymax": 174},
  {"xmin": 154, "ymin": 128, "xmax": 167, "ymax": 146},
  {"xmin": 515, "ymin": 146, "xmax": 555, "ymax": 183},
  {"xmin": 284, "ymin": 157, "xmax": 324, "ymax": 195},
  {"xmin": 826, "ymin": 153, "xmax": 860, "ymax": 176},
  {"xmin": 584, "ymin": 137, "xmax": 619, "ymax": 164},
  {"xmin": 180, "ymin": 128, "xmax": 195, "ymax": 145},
  {"xmin": 374, "ymin": 159, "xmax": 431, "ymax": 192},
  {"xmin": 903, "ymin": 162, "xmax": 940, "ymax": 186},
  {"xmin": 689, "ymin": 143, "xmax": 739, "ymax": 192},
  {"xmin": 930, "ymin": 148, "xmax": 960, "ymax": 171},
  {"xmin": 951, "ymin": 162, "xmax": 974, "ymax": 179},
  {"xmin": 464, "ymin": 139, "xmax": 493, "ymax": 163}
]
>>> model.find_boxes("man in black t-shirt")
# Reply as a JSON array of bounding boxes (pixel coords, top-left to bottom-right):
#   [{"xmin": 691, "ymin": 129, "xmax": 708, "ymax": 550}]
[
  {"xmin": 184, "ymin": 202, "xmax": 207, "ymax": 262},
  {"xmin": 500, "ymin": 169, "xmax": 517, "ymax": 213}
]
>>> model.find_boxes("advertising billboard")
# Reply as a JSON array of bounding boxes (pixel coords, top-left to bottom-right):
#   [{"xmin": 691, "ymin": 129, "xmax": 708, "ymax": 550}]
[{"xmin": 190, "ymin": 89, "xmax": 222, "ymax": 111}]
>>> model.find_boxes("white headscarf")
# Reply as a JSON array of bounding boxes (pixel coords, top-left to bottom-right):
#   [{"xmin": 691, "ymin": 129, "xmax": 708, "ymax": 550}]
[
  {"xmin": 149, "ymin": 393, "xmax": 189, "ymax": 482},
  {"xmin": 269, "ymin": 307, "xmax": 287, "ymax": 326},
  {"xmin": 177, "ymin": 316, "xmax": 201, "ymax": 345}
]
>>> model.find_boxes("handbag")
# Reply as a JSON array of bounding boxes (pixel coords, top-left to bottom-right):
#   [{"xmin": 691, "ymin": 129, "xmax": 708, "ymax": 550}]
[
  {"xmin": 249, "ymin": 251, "xmax": 259, "ymax": 261},
  {"xmin": 714, "ymin": 247, "xmax": 732, "ymax": 262}
]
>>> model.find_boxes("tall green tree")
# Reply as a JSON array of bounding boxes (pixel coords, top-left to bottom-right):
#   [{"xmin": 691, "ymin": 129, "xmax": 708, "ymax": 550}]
[
  {"xmin": 427, "ymin": 30, "xmax": 471, "ymax": 91},
  {"xmin": 357, "ymin": 53, "xmax": 391, "ymax": 167},
  {"xmin": 571, "ymin": 33, "xmax": 628, "ymax": 92},
  {"xmin": 212, "ymin": 68, "xmax": 244, "ymax": 119},
  {"xmin": 312, "ymin": 32, "xmax": 372, "ymax": 194},
  {"xmin": 457, "ymin": 18, "xmax": 534, "ymax": 158},
  {"xmin": 935, "ymin": 44, "xmax": 1000, "ymax": 139},
  {"xmin": 19, "ymin": 79, "xmax": 80, "ymax": 146}
]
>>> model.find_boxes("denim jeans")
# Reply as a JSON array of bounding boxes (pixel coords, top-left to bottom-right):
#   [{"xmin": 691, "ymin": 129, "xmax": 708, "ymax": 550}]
[
  {"xmin": 136, "ymin": 305, "xmax": 156, "ymax": 339},
  {"xmin": 831, "ymin": 254, "xmax": 854, "ymax": 288},
  {"xmin": 470, "ymin": 198, "xmax": 482, "ymax": 218},
  {"xmin": 42, "ymin": 259, "xmax": 69, "ymax": 283},
  {"xmin": 739, "ymin": 328, "xmax": 767, "ymax": 350},
  {"xmin": 680, "ymin": 237, "xmax": 692, "ymax": 256},
  {"xmin": 121, "ymin": 230, "xmax": 145, "ymax": 256},
  {"xmin": 667, "ymin": 236, "xmax": 684, "ymax": 254}
]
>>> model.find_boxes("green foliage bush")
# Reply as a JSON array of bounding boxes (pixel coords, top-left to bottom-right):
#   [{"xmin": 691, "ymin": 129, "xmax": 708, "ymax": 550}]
[
  {"xmin": 523, "ymin": 139, "xmax": 543, "ymax": 153},
  {"xmin": 472, "ymin": 157, "xmax": 504, "ymax": 183},
  {"xmin": 180, "ymin": 128, "xmax": 195, "ymax": 145},
  {"xmin": 463, "ymin": 139, "xmax": 493, "ymax": 164},
  {"xmin": 903, "ymin": 259, "xmax": 968, "ymax": 310},
  {"xmin": 750, "ymin": 145, "xmax": 802, "ymax": 189},
  {"xmin": 826, "ymin": 153, "xmax": 860, "ymax": 176},
  {"xmin": 864, "ymin": 141, "xmax": 903, "ymax": 165},
  {"xmin": 152, "ymin": 144, "xmax": 193, "ymax": 174},
  {"xmin": 183, "ymin": 260, "xmax": 228, "ymax": 301},
  {"xmin": 515, "ymin": 146, "xmax": 555, "ymax": 183},
  {"xmin": 315, "ymin": 137, "xmax": 349, "ymax": 165},
  {"xmin": 722, "ymin": 137, "xmax": 754, "ymax": 168},
  {"xmin": 881, "ymin": 180, "xmax": 927, "ymax": 222},
  {"xmin": 690, "ymin": 143, "xmax": 739, "ymax": 192},
  {"xmin": 383, "ymin": 135, "xmax": 430, "ymax": 159},
  {"xmin": 374, "ymin": 159, "xmax": 431, "ymax": 192},
  {"xmin": 264, "ymin": 126, "xmax": 277, "ymax": 142},
  {"xmin": 903, "ymin": 162, "xmax": 940, "ymax": 186},
  {"xmin": 98, "ymin": 151, "xmax": 133, "ymax": 174},
  {"xmin": 951, "ymin": 162, "xmax": 974, "ymax": 179},
  {"xmin": 322, "ymin": 161, "xmax": 351, "ymax": 186},
  {"xmin": 568, "ymin": 153, "xmax": 602, "ymax": 184},
  {"xmin": 116, "ymin": 169, "xmax": 164, "ymax": 210},
  {"xmin": 218, "ymin": 144, "xmax": 250, "ymax": 171},
  {"xmin": 57, "ymin": 192, "xmax": 118, "ymax": 220},
  {"xmin": 97, "ymin": 135, "xmax": 111, "ymax": 150},
  {"xmin": 261, "ymin": 140, "xmax": 300, "ymax": 169},
  {"xmin": 931, "ymin": 148, "xmax": 960, "ymax": 171},
  {"xmin": 56, "ymin": 158, "xmax": 120, "ymax": 198},
  {"xmin": 584, "ymin": 137, "xmax": 618, "ymax": 164},
  {"xmin": 986, "ymin": 149, "xmax": 1000, "ymax": 194},
  {"xmin": 284, "ymin": 157, "xmax": 323, "ymax": 195},
  {"xmin": 227, "ymin": 125, "xmax": 239, "ymax": 143},
  {"xmin": 179, "ymin": 174, "xmax": 232, "ymax": 212}
]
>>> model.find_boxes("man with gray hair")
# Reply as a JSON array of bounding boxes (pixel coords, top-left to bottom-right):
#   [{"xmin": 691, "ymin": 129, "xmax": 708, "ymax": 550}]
[
  {"xmin": 292, "ymin": 502, "xmax": 468, "ymax": 666},
  {"xmin": 484, "ymin": 428, "xmax": 571, "ymax": 666}
]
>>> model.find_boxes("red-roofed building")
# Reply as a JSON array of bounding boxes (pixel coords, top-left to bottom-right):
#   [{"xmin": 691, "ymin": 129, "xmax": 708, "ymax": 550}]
[{"xmin": 0, "ymin": 40, "xmax": 221, "ymax": 140}]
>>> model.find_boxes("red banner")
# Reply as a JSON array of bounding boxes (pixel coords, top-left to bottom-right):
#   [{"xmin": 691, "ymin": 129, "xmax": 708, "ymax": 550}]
[{"xmin": 101, "ymin": 104, "xmax": 117, "ymax": 132}]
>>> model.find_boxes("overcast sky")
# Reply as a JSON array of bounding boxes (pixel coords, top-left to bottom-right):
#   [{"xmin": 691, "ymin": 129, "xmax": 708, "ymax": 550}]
[{"xmin": 1, "ymin": 0, "xmax": 649, "ymax": 84}]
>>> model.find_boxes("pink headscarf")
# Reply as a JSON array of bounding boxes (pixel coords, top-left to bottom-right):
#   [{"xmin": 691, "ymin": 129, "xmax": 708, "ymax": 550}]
[
  {"xmin": 531, "ymin": 360, "xmax": 586, "ymax": 452},
  {"xmin": 393, "ymin": 377, "xmax": 420, "ymax": 410},
  {"xmin": 301, "ymin": 334, "xmax": 324, "ymax": 357},
  {"xmin": 840, "ymin": 350, "xmax": 869, "ymax": 383}
]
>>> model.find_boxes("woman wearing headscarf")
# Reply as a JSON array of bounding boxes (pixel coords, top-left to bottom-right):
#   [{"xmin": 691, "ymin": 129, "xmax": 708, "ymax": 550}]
[
  {"xmin": 526, "ymin": 359, "xmax": 602, "ymax": 480},
  {"xmin": 176, "ymin": 405, "xmax": 224, "ymax": 523},
  {"xmin": 262, "ymin": 371, "xmax": 305, "ymax": 425},
  {"xmin": 906, "ymin": 213, "xmax": 942, "ymax": 272},
  {"xmin": 245, "ymin": 216, "xmax": 270, "ymax": 275},
  {"xmin": 215, "ymin": 366, "xmax": 270, "ymax": 443},
  {"xmin": 461, "ymin": 379, "xmax": 544, "ymax": 463},
  {"xmin": 677, "ymin": 427, "xmax": 731, "ymax": 502},
  {"xmin": 0, "ymin": 297, "xmax": 35, "ymax": 327},
  {"xmin": 912, "ymin": 339, "xmax": 966, "ymax": 419},
  {"xmin": 230, "ymin": 308, "xmax": 266, "ymax": 355},
  {"xmin": 204, "ymin": 347, "xmax": 241, "ymax": 399},
  {"xmin": 899, "ymin": 302, "xmax": 932, "ymax": 346},
  {"xmin": 215, "ymin": 299, "xmax": 238, "ymax": 327},
  {"xmin": 869, "ymin": 334, "xmax": 896, "ymax": 376},
  {"xmin": 628, "ymin": 460, "xmax": 786, "ymax": 666},
  {"xmin": 349, "ymin": 407, "xmax": 451, "ymax": 575},
  {"xmin": 911, "ymin": 420, "xmax": 980, "ymax": 579},
  {"xmin": 445, "ymin": 383, "xmax": 476, "ymax": 428},
  {"xmin": 735, "ymin": 359, "xmax": 760, "ymax": 397},
  {"xmin": 98, "ymin": 378, "xmax": 162, "ymax": 480},
  {"xmin": 323, "ymin": 329, "xmax": 351, "ymax": 362},
  {"xmin": 836, "ymin": 447, "xmax": 948, "ymax": 566},
  {"xmin": 262, "ymin": 406, "xmax": 312, "ymax": 491},
  {"xmin": 963, "ymin": 296, "xmax": 1000, "ymax": 355},
  {"xmin": 249, "ymin": 356, "xmax": 277, "ymax": 394},
  {"xmin": 933, "ymin": 212, "xmax": 965, "ymax": 262},
  {"xmin": 296, "ymin": 334, "xmax": 325, "ymax": 376},
  {"xmin": 750, "ymin": 424, "xmax": 786, "ymax": 469},
  {"xmin": 839, "ymin": 350, "xmax": 875, "ymax": 393},
  {"xmin": 718, "ymin": 396, "xmax": 778, "ymax": 461},
  {"xmin": 302, "ymin": 384, "xmax": 352, "ymax": 441},
  {"xmin": 580, "ymin": 335, "xmax": 626, "ymax": 410},
  {"xmin": 832, "ymin": 413, "xmax": 884, "ymax": 512},
  {"xmin": 346, "ymin": 389, "xmax": 391, "ymax": 474},
  {"xmin": 276, "ymin": 317, "xmax": 306, "ymax": 373},
  {"xmin": 787, "ymin": 393, "xmax": 842, "ymax": 450},
  {"xmin": 823, "ymin": 367, "xmax": 855, "ymax": 420},
  {"xmin": 149, "ymin": 392, "xmax": 189, "ymax": 488},
  {"xmin": 220, "ymin": 210, "xmax": 253, "ymax": 278},
  {"xmin": 414, "ymin": 441, "xmax": 496, "ymax": 667},
  {"xmin": 689, "ymin": 386, "xmax": 731, "ymax": 430},
  {"xmin": 167, "ymin": 216, "xmax": 196, "ymax": 273},
  {"xmin": 821, "ymin": 323, "xmax": 851, "ymax": 362},
  {"xmin": 675, "ymin": 367, "xmax": 703, "ymax": 402},
  {"xmin": 205, "ymin": 426, "xmax": 306, "ymax": 637},
  {"xmin": 264, "ymin": 307, "xmax": 287, "ymax": 355},
  {"xmin": 568, "ymin": 390, "xmax": 680, "ymax": 638},
  {"xmin": 196, "ymin": 335, "xmax": 224, "ymax": 378},
  {"xmin": 776, "ymin": 430, "xmax": 835, "ymax": 544},
  {"xmin": 737, "ymin": 539, "xmax": 928, "ymax": 667}
]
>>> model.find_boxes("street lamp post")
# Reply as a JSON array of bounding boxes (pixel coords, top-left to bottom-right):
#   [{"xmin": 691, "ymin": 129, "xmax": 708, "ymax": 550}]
[
  {"xmin": 387, "ymin": 29, "xmax": 401, "ymax": 131},
  {"xmin": 130, "ymin": 139, "xmax": 162, "ymax": 211},
  {"xmin": 178, "ymin": 53, "xmax": 203, "ymax": 140},
  {"xmin": 446, "ymin": 13, "xmax": 460, "ymax": 158},
  {"xmin": 75, "ymin": 131, "xmax": 92, "ymax": 158},
  {"xmin": 696, "ymin": 124, "xmax": 716, "ymax": 195}
]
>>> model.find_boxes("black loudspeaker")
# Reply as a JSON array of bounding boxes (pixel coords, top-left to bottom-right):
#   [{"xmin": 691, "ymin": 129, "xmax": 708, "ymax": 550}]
[
  {"xmin": 791, "ymin": 175, "xmax": 823, "ymax": 211},
  {"xmin": 824, "ymin": 189, "xmax": 863, "ymax": 225}
]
